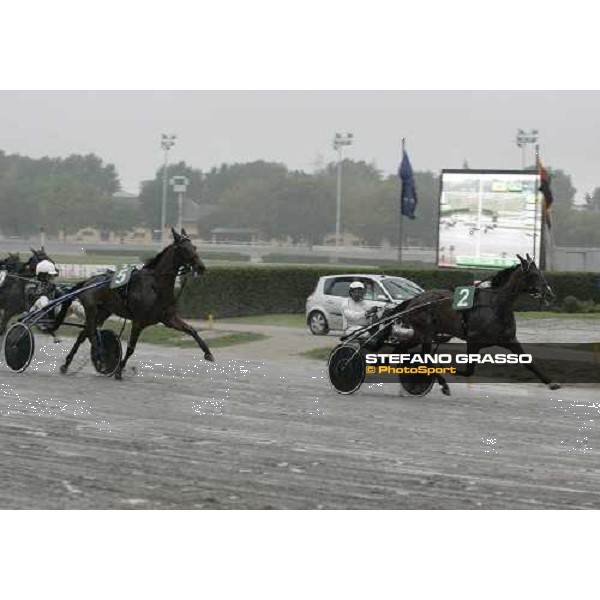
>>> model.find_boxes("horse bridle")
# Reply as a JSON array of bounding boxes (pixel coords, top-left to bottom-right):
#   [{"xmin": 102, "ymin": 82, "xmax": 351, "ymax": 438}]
[{"xmin": 516, "ymin": 254, "xmax": 553, "ymax": 302}]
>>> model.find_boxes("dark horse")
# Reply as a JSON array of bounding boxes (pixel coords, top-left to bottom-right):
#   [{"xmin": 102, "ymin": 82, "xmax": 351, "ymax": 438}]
[
  {"xmin": 381, "ymin": 254, "xmax": 560, "ymax": 390},
  {"xmin": 55, "ymin": 228, "xmax": 215, "ymax": 380},
  {"xmin": 0, "ymin": 248, "xmax": 54, "ymax": 336}
]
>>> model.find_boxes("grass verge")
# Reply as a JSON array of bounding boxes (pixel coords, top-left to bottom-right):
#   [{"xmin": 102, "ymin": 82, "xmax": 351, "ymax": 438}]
[
  {"xmin": 220, "ymin": 313, "xmax": 306, "ymax": 327},
  {"xmin": 516, "ymin": 312, "xmax": 600, "ymax": 320},
  {"xmin": 55, "ymin": 322, "xmax": 267, "ymax": 349},
  {"xmin": 299, "ymin": 346, "xmax": 335, "ymax": 362}
]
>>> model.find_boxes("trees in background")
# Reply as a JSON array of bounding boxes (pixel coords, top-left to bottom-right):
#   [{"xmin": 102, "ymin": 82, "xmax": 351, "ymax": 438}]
[
  {"xmin": 2, "ymin": 147, "xmax": 600, "ymax": 247},
  {"xmin": 0, "ymin": 151, "xmax": 128, "ymax": 237},
  {"xmin": 138, "ymin": 161, "xmax": 204, "ymax": 230}
]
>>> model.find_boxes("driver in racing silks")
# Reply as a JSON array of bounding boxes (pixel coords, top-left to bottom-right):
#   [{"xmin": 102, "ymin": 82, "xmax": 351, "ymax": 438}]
[
  {"xmin": 19, "ymin": 260, "xmax": 84, "ymax": 340},
  {"xmin": 24, "ymin": 259, "xmax": 60, "ymax": 317},
  {"xmin": 342, "ymin": 281, "xmax": 376, "ymax": 334},
  {"xmin": 342, "ymin": 280, "xmax": 415, "ymax": 351},
  {"xmin": 341, "ymin": 281, "xmax": 388, "ymax": 349}
]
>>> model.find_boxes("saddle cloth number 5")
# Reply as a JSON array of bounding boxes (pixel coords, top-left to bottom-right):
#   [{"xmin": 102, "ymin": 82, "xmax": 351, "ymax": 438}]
[{"xmin": 110, "ymin": 264, "xmax": 135, "ymax": 289}]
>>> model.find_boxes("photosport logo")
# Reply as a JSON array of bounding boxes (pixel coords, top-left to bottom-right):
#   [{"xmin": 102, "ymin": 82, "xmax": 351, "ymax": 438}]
[
  {"xmin": 362, "ymin": 344, "xmax": 600, "ymax": 384},
  {"xmin": 365, "ymin": 352, "xmax": 532, "ymax": 379}
]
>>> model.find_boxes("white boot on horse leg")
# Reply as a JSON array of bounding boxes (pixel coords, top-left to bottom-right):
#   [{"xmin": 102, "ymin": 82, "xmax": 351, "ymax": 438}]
[{"xmin": 68, "ymin": 299, "xmax": 86, "ymax": 322}]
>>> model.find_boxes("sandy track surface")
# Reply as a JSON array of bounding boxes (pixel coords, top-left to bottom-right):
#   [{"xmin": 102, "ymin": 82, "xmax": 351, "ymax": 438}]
[{"xmin": 0, "ymin": 317, "xmax": 599, "ymax": 509}]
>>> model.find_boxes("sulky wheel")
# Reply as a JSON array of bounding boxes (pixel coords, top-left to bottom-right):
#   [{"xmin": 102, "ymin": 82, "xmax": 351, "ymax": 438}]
[
  {"xmin": 91, "ymin": 329, "xmax": 122, "ymax": 376},
  {"xmin": 3, "ymin": 322, "xmax": 35, "ymax": 373},
  {"xmin": 328, "ymin": 343, "xmax": 365, "ymax": 395}
]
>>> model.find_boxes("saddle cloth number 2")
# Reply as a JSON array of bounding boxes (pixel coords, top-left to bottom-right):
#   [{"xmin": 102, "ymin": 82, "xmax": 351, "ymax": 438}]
[{"xmin": 452, "ymin": 285, "xmax": 475, "ymax": 310}]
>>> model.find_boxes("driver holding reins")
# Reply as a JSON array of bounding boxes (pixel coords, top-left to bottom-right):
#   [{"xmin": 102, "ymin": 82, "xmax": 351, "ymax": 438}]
[
  {"xmin": 26, "ymin": 259, "xmax": 59, "ymax": 315},
  {"xmin": 341, "ymin": 281, "xmax": 378, "ymax": 335}
]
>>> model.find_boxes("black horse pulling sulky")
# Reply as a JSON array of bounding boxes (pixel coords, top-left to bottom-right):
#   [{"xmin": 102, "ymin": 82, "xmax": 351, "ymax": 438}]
[
  {"xmin": 328, "ymin": 254, "xmax": 560, "ymax": 395},
  {"xmin": 397, "ymin": 253, "xmax": 560, "ymax": 390},
  {"xmin": 55, "ymin": 228, "xmax": 214, "ymax": 380}
]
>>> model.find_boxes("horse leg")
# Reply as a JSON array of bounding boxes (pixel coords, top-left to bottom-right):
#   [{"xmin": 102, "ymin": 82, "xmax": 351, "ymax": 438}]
[
  {"xmin": 81, "ymin": 306, "xmax": 111, "ymax": 373},
  {"xmin": 456, "ymin": 342, "xmax": 484, "ymax": 378},
  {"xmin": 498, "ymin": 339, "xmax": 560, "ymax": 390},
  {"xmin": 0, "ymin": 310, "xmax": 9, "ymax": 336},
  {"xmin": 114, "ymin": 321, "xmax": 144, "ymax": 380},
  {"xmin": 60, "ymin": 329, "xmax": 87, "ymax": 374},
  {"xmin": 161, "ymin": 313, "xmax": 215, "ymax": 362},
  {"xmin": 422, "ymin": 341, "xmax": 450, "ymax": 396}
]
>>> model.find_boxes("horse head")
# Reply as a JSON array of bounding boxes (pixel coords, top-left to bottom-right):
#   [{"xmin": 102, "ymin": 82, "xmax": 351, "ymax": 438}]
[
  {"xmin": 515, "ymin": 254, "xmax": 555, "ymax": 304},
  {"xmin": 171, "ymin": 227, "xmax": 205, "ymax": 276},
  {"xmin": 24, "ymin": 247, "xmax": 55, "ymax": 277},
  {"xmin": 1, "ymin": 253, "xmax": 21, "ymax": 273}
]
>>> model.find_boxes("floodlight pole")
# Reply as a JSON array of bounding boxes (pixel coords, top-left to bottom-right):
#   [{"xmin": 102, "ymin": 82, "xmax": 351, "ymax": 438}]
[
  {"xmin": 160, "ymin": 133, "xmax": 177, "ymax": 247},
  {"xmin": 476, "ymin": 177, "xmax": 483, "ymax": 259},
  {"xmin": 170, "ymin": 175, "xmax": 190, "ymax": 234},
  {"xmin": 333, "ymin": 132, "xmax": 353, "ymax": 262},
  {"xmin": 516, "ymin": 128, "xmax": 538, "ymax": 169},
  {"xmin": 177, "ymin": 191, "xmax": 183, "ymax": 232}
]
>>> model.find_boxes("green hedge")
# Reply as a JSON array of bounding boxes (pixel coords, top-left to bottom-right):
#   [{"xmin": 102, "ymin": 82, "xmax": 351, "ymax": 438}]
[
  {"xmin": 177, "ymin": 266, "xmax": 600, "ymax": 319},
  {"xmin": 84, "ymin": 248, "xmax": 142, "ymax": 257},
  {"xmin": 178, "ymin": 265, "xmax": 481, "ymax": 318}
]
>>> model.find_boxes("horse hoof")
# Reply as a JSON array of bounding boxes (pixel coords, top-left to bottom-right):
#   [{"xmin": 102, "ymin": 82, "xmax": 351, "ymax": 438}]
[
  {"xmin": 548, "ymin": 382, "xmax": 561, "ymax": 390},
  {"xmin": 441, "ymin": 385, "xmax": 451, "ymax": 397},
  {"xmin": 204, "ymin": 352, "xmax": 215, "ymax": 362},
  {"xmin": 115, "ymin": 371, "xmax": 123, "ymax": 381},
  {"xmin": 53, "ymin": 338, "xmax": 61, "ymax": 344},
  {"xmin": 59, "ymin": 365, "xmax": 68, "ymax": 375}
]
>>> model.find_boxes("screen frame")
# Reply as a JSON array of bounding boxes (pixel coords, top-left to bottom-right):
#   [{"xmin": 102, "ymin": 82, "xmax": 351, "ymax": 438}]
[{"xmin": 436, "ymin": 168, "xmax": 542, "ymax": 270}]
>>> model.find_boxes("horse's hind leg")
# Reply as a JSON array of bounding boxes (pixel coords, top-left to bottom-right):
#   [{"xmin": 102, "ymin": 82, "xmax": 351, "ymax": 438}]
[
  {"xmin": 499, "ymin": 339, "xmax": 560, "ymax": 390},
  {"xmin": 0, "ymin": 310, "xmax": 8, "ymax": 336},
  {"xmin": 60, "ymin": 329, "xmax": 87, "ymax": 374},
  {"xmin": 114, "ymin": 321, "xmax": 143, "ymax": 380},
  {"xmin": 161, "ymin": 314, "xmax": 215, "ymax": 362},
  {"xmin": 456, "ymin": 341, "xmax": 484, "ymax": 378},
  {"xmin": 422, "ymin": 341, "xmax": 450, "ymax": 396}
]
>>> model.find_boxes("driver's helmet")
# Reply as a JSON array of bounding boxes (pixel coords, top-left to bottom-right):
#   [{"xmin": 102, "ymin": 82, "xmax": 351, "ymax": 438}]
[
  {"xmin": 35, "ymin": 259, "xmax": 58, "ymax": 277},
  {"xmin": 349, "ymin": 280, "xmax": 365, "ymax": 302}
]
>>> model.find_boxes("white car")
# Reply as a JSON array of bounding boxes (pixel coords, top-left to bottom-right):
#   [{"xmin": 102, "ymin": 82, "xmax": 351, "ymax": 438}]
[{"xmin": 305, "ymin": 273, "xmax": 424, "ymax": 335}]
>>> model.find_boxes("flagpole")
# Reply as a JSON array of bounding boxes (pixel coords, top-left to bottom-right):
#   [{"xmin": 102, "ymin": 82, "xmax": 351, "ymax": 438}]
[
  {"xmin": 534, "ymin": 144, "xmax": 541, "ymax": 267},
  {"xmin": 548, "ymin": 213, "xmax": 556, "ymax": 272},
  {"xmin": 398, "ymin": 138, "xmax": 405, "ymax": 265},
  {"xmin": 536, "ymin": 144, "xmax": 555, "ymax": 272}
]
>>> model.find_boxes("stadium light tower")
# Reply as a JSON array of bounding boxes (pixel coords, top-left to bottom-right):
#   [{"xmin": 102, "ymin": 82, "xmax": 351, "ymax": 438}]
[
  {"xmin": 332, "ymin": 132, "xmax": 354, "ymax": 260},
  {"xmin": 160, "ymin": 133, "xmax": 177, "ymax": 246},
  {"xmin": 516, "ymin": 129, "xmax": 538, "ymax": 169}
]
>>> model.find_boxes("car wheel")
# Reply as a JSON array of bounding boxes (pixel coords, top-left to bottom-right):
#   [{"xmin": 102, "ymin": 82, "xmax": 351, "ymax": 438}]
[{"xmin": 308, "ymin": 311, "xmax": 329, "ymax": 335}]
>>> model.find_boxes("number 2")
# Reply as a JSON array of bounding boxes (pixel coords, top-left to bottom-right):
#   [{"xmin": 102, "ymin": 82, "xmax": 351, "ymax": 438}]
[{"xmin": 457, "ymin": 288, "xmax": 470, "ymax": 307}]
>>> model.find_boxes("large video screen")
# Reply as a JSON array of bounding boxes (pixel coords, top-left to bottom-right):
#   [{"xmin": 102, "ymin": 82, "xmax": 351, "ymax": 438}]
[{"xmin": 437, "ymin": 170, "xmax": 542, "ymax": 269}]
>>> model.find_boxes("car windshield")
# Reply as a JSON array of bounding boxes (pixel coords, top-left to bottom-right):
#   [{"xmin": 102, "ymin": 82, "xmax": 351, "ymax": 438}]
[{"xmin": 381, "ymin": 277, "xmax": 424, "ymax": 300}]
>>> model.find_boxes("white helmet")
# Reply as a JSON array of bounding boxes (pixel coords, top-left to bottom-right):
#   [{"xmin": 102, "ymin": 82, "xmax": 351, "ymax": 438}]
[
  {"xmin": 36, "ymin": 260, "xmax": 58, "ymax": 276},
  {"xmin": 349, "ymin": 281, "xmax": 365, "ymax": 290}
]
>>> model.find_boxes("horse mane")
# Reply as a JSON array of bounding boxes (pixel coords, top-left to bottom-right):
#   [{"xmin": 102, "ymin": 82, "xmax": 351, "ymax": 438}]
[
  {"xmin": 490, "ymin": 264, "xmax": 520, "ymax": 288},
  {"xmin": 143, "ymin": 244, "xmax": 174, "ymax": 271}
]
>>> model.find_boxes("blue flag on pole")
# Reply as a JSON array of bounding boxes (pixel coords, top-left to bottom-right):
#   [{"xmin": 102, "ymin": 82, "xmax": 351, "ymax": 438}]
[{"xmin": 399, "ymin": 150, "xmax": 417, "ymax": 219}]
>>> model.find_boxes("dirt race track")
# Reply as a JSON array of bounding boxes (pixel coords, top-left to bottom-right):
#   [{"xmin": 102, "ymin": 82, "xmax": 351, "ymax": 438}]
[{"xmin": 1, "ymin": 318, "xmax": 600, "ymax": 509}]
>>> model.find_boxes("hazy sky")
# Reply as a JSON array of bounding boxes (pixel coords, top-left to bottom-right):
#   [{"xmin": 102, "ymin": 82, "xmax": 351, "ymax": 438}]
[{"xmin": 0, "ymin": 91, "xmax": 598, "ymax": 200}]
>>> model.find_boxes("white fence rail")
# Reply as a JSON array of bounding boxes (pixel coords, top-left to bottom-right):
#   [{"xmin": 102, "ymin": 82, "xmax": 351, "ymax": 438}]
[{"xmin": 56, "ymin": 264, "xmax": 116, "ymax": 279}]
